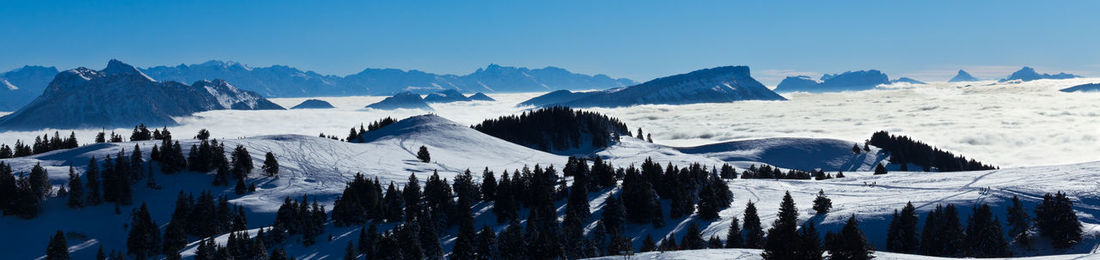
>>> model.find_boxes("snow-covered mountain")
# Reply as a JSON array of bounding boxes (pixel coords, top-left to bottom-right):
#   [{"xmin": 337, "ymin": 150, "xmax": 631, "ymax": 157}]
[
  {"xmin": 289, "ymin": 99, "xmax": 335, "ymax": 109},
  {"xmin": 520, "ymin": 66, "xmax": 786, "ymax": 108},
  {"xmin": 423, "ymin": 89, "xmax": 472, "ymax": 103},
  {"xmin": 364, "ymin": 91, "xmax": 433, "ymax": 110},
  {"xmin": 677, "ymin": 137, "xmax": 886, "ymax": 172},
  {"xmin": 948, "ymin": 69, "xmax": 980, "ymax": 82},
  {"xmin": 2, "ymin": 113, "xmax": 1098, "ymax": 259},
  {"xmin": 0, "ymin": 65, "xmax": 59, "ymax": 111},
  {"xmin": 141, "ymin": 61, "xmax": 636, "ymax": 97},
  {"xmin": 774, "ymin": 70, "xmax": 890, "ymax": 92},
  {"xmin": 1001, "ymin": 67, "xmax": 1079, "ymax": 82},
  {"xmin": 0, "ymin": 60, "xmax": 283, "ymax": 130}
]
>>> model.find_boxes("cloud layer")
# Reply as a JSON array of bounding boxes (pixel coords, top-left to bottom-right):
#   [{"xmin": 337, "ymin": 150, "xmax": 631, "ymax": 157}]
[{"xmin": 2, "ymin": 78, "xmax": 1097, "ymax": 168}]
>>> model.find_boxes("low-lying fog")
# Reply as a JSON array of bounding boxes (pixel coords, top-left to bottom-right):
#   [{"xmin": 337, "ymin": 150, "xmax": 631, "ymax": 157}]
[{"xmin": 2, "ymin": 78, "xmax": 1097, "ymax": 168}]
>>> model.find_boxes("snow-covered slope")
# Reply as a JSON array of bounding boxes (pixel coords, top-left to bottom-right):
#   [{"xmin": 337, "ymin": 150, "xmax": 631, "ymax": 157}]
[
  {"xmin": 676, "ymin": 137, "xmax": 887, "ymax": 172},
  {"xmin": 0, "ymin": 60, "xmax": 284, "ymax": 130},
  {"xmin": 521, "ymin": 66, "xmax": 786, "ymax": 108},
  {"xmin": 584, "ymin": 248, "xmax": 1090, "ymax": 260},
  {"xmin": 4, "ymin": 114, "xmax": 1100, "ymax": 259}
]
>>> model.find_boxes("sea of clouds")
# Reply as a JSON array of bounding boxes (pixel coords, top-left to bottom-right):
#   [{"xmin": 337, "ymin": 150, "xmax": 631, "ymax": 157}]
[{"xmin": 1, "ymin": 78, "xmax": 1097, "ymax": 168}]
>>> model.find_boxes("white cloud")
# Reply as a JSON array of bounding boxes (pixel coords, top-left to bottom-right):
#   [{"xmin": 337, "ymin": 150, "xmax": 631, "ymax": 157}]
[{"xmin": 2, "ymin": 79, "xmax": 1098, "ymax": 168}]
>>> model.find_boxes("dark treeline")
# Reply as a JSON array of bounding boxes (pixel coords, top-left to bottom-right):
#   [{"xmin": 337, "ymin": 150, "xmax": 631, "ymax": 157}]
[
  {"xmin": 0, "ymin": 131, "xmax": 79, "ymax": 159},
  {"xmin": 346, "ymin": 117, "xmax": 398, "ymax": 143},
  {"xmin": 868, "ymin": 131, "xmax": 996, "ymax": 172},
  {"xmin": 472, "ymin": 106, "xmax": 632, "ymax": 152}
]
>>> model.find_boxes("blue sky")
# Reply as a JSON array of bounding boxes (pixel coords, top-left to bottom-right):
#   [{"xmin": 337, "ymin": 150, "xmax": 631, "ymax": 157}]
[{"xmin": 2, "ymin": 0, "xmax": 1098, "ymax": 85}]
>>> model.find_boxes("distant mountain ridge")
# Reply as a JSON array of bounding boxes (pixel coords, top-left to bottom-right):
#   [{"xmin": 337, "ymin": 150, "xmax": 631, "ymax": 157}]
[
  {"xmin": 520, "ymin": 66, "xmax": 786, "ymax": 108},
  {"xmin": 774, "ymin": 70, "xmax": 890, "ymax": 92},
  {"xmin": 1001, "ymin": 67, "xmax": 1078, "ymax": 82},
  {"xmin": 0, "ymin": 65, "xmax": 59, "ymax": 111},
  {"xmin": 141, "ymin": 61, "xmax": 636, "ymax": 97},
  {"xmin": 0, "ymin": 60, "xmax": 283, "ymax": 130}
]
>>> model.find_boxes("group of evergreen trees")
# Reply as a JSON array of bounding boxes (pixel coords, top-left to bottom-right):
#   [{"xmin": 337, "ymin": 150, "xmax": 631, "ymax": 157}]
[
  {"xmin": 881, "ymin": 193, "xmax": 1082, "ymax": 258},
  {"xmin": 740, "ymin": 164, "xmax": 837, "ymax": 180},
  {"xmin": 160, "ymin": 190, "xmax": 252, "ymax": 258},
  {"xmin": 868, "ymin": 131, "xmax": 996, "ymax": 172},
  {"xmin": 472, "ymin": 106, "xmax": 631, "ymax": 152},
  {"xmin": 0, "ymin": 131, "xmax": 79, "ymax": 159},
  {"xmin": 346, "ymin": 117, "xmax": 398, "ymax": 142},
  {"xmin": 0, "ymin": 162, "xmax": 49, "ymax": 218},
  {"xmin": 271, "ymin": 196, "xmax": 328, "ymax": 246}
]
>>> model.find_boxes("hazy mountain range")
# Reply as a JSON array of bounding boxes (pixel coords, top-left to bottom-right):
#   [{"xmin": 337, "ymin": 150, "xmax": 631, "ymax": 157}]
[{"xmin": 141, "ymin": 60, "xmax": 637, "ymax": 97}]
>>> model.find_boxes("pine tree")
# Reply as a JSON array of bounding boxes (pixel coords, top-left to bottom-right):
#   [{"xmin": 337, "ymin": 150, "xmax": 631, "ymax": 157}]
[
  {"xmin": 29, "ymin": 163, "xmax": 50, "ymax": 198},
  {"xmin": 344, "ymin": 241, "xmax": 358, "ymax": 260},
  {"xmin": 262, "ymin": 152, "xmax": 279, "ymax": 177},
  {"xmin": 762, "ymin": 192, "xmax": 801, "ymax": 260},
  {"xmin": 96, "ymin": 245, "xmax": 106, "ymax": 260},
  {"xmin": 918, "ymin": 205, "xmax": 943, "ymax": 256},
  {"xmin": 827, "ymin": 215, "xmax": 873, "ymax": 260},
  {"xmin": 801, "ymin": 221, "xmax": 823, "ymax": 260},
  {"xmin": 565, "ymin": 166, "xmax": 591, "ymax": 220},
  {"xmin": 66, "ymin": 166, "xmax": 83, "ymax": 208},
  {"xmin": 230, "ymin": 145, "xmax": 252, "ymax": 179},
  {"xmin": 127, "ymin": 203, "xmax": 161, "ymax": 260},
  {"xmin": 46, "ymin": 230, "xmax": 69, "ymax": 260},
  {"xmin": 402, "ymin": 174, "xmax": 422, "ymax": 222},
  {"xmin": 682, "ymin": 222, "xmax": 706, "ymax": 250},
  {"xmin": 743, "ymin": 201, "xmax": 764, "ymax": 249},
  {"xmin": 417, "ymin": 145, "xmax": 431, "ymax": 163},
  {"xmin": 480, "ymin": 168, "xmax": 496, "ymax": 200},
  {"xmin": 720, "ymin": 217, "xmax": 742, "ymax": 249},
  {"xmin": 1035, "ymin": 192, "xmax": 1082, "ymax": 249},
  {"xmin": 897, "ymin": 202, "xmax": 920, "ymax": 253},
  {"xmin": 641, "ymin": 234, "xmax": 658, "ymax": 252},
  {"xmin": 1006, "ymin": 195, "xmax": 1031, "ymax": 246},
  {"xmin": 874, "ymin": 163, "xmax": 888, "ymax": 175},
  {"xmin": 965, "ymin": 204, "xmax": 1010, "ymax": 257},
  {"xmin": 475, "ymin": 225, "xmax": 497, "ymax": 259},
  {"xmin": 812, "ymin": 189, "xmax": 832, "ymax": 215}
]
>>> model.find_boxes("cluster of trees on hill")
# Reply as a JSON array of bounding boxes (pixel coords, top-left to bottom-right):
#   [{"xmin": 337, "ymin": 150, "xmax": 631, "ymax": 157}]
[
  {"xmin": 160, "ymin": 190, "xmax": 251, "ymax": 258},
  {"xmin": 0, "ymin": 131, "xmax": 79, "ymax": 159},
  {"xmin": 881, "ymin": 193, "xmax": 1082, "ymax": 258},
  {"xmin": 739, "ymin": 164, "xmax": 839, "ymax": 180},
  {"xmin": 868, "ymin": 131, "xmax": 996, "ymax": 172},
  {"xmin": 346, "ymin": 117, "xmax": 398, "ymax": 143},
  {"xmin": 472, "ymin": 106, "xmax": 632, "ymax": 152},
  {"xmin": 0, "ymin": 162, "xmax": 51, "ymax": 218}
]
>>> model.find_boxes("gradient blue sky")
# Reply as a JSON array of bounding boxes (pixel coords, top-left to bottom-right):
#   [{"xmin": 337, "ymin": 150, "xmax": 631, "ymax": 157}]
[{"xmin": 3, "ymin": 0, "xmax": 1099, "ymax": 85}]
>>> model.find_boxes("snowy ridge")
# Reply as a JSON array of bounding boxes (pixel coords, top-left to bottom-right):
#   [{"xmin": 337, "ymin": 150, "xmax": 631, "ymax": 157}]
[{"xmin": 676, "ymin": 137, "xmax": 887, "ymax": 172}]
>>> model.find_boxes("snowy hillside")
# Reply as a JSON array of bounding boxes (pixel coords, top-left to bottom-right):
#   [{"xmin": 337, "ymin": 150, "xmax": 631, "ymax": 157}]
[
  {"xmin": 584, "ymin": 248, "xmax": 1090, "ymax": 259},
  {"xmin": 0, "ymin": 60, "xmax": 283, "ymax": 130},
  {"xmin": 3, "ymin": 114, "xmax": 1099, "ymax": 259},
  {"xmin": 676, "ymin": 137, "xmax": 887, "ymax": 172}
]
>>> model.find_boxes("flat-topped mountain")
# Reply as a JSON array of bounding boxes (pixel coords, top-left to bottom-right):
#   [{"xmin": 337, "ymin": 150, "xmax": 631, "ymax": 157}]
[
  {"xmin": 774, "ymin": 70, "xmax": 890, "ymax": 92},
  {"xmin": 1001, "ymin": 67, "xmax": 1078, "ymax": 82},
  {"xmin": 0, "ymin": 60, "xmax": 282, "ymax": 130},
  {"xmin": 520, "ymin": 66, "xmax": 785, "ymax": 108}
]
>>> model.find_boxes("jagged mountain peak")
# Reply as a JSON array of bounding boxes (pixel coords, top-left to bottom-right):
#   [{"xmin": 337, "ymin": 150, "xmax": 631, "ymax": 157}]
[{"xmin": 103, "ymin": 59, "xmax": 154, "ymax": 80}]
